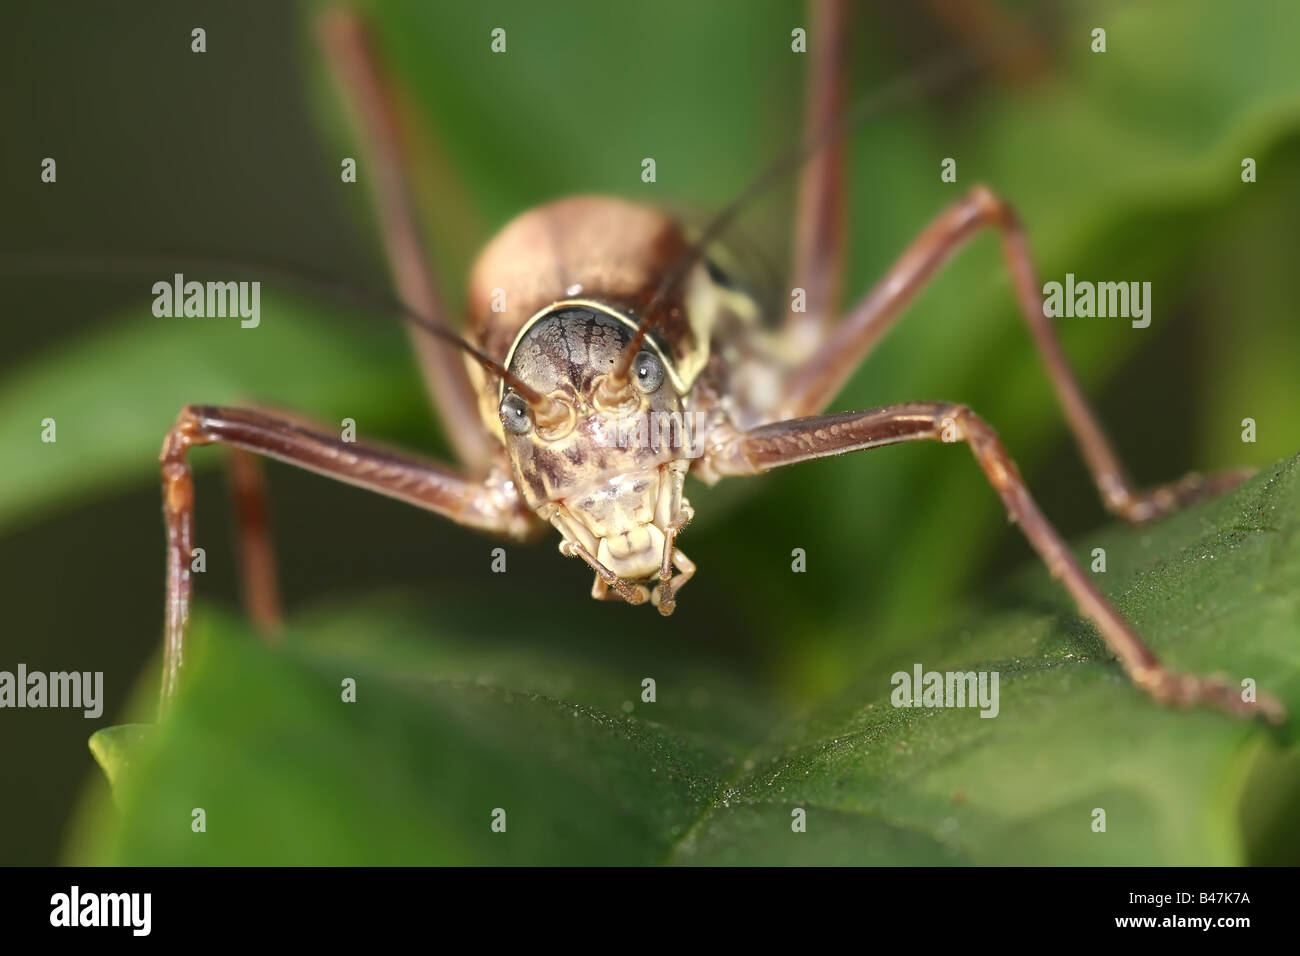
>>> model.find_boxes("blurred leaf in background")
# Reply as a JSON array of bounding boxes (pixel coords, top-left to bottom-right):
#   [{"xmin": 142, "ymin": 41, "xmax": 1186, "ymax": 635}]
[{"xmin": 1, "ymin": 0, "xmax": 1298, "ymax": 864}]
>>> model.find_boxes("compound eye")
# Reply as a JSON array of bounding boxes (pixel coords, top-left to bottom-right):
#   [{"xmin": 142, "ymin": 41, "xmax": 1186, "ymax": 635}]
[
  {"xmin": 632, "ymin": 351, "xmax": 665, "ymax": 394},
  {"xmin": 499, "ymin": 391, "xmax": 532, "ymax": 434}
]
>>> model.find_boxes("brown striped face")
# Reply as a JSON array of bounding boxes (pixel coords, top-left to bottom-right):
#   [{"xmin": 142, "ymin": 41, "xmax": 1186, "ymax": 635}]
[{"xmin": 498, "ymin": 303, "xmax": 692, "ymax": 581}]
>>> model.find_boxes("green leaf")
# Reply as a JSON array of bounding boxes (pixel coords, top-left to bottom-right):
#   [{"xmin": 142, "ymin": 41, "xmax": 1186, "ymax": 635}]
[
  {"xmin": 70, "ymin": 454, "xmax": 1300, "ymax": 865},
  {"xmin": 88, "ymin": 724, "xmax": 154, "ymax": 807},
  {"xmin": 0, "ymin": 293, "xmax": 432, "ymax": 534}
]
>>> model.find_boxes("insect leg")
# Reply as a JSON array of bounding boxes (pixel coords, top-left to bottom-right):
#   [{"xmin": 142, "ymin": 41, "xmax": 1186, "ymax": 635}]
[
  {"xmin": 225, "ymin": 448, "xmax": 284, "ymax": 638},
  {"xmin": 702, "ymin": 400, "xmax": 1284, "ymax": 723},
  {"xmin": 556, "ymin": 535, "xmax": 648, "ymax": 606},
  {"xmin": 651, "ymin": 547, "xmax": 696, "ymax": 617},
  {"xmin": 787, "ymin": 0, "xmax": 851, "ymax": 356},
  {"xmin": 319, "ymin": 12, "xmax": 496, "ymax": 474},
  {"xmin": 158, "ymin": 404, "xmax": 538, "ymax": 716},
  {"xmin": 777, "ymin": 185, "xmax": 1253, "ymax": 523},
  {"xmin": 589, "ymin": 574, "xmax": 649, "ymax": 606}
]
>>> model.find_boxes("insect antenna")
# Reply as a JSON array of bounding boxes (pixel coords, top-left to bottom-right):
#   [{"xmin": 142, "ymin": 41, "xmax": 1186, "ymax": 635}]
[
  {"xmin": 1, "ymin": 251, "xmax": 554, "ymax": 408},
  {"xmin": 608, "ymin": 37, "xmax": 1020, "ymax": 386}
]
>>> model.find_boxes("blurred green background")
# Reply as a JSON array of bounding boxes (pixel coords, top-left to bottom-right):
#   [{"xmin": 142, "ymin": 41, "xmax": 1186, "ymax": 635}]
[{"xmin": 2, "ymin": 0, "xmax": 1299, "ymax": 864}]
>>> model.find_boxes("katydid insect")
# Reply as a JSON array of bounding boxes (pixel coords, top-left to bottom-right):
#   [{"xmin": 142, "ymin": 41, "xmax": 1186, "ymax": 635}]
[{"xmin": 154, "ymin": 3, "xmax": 1283, "ymax": 725}]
